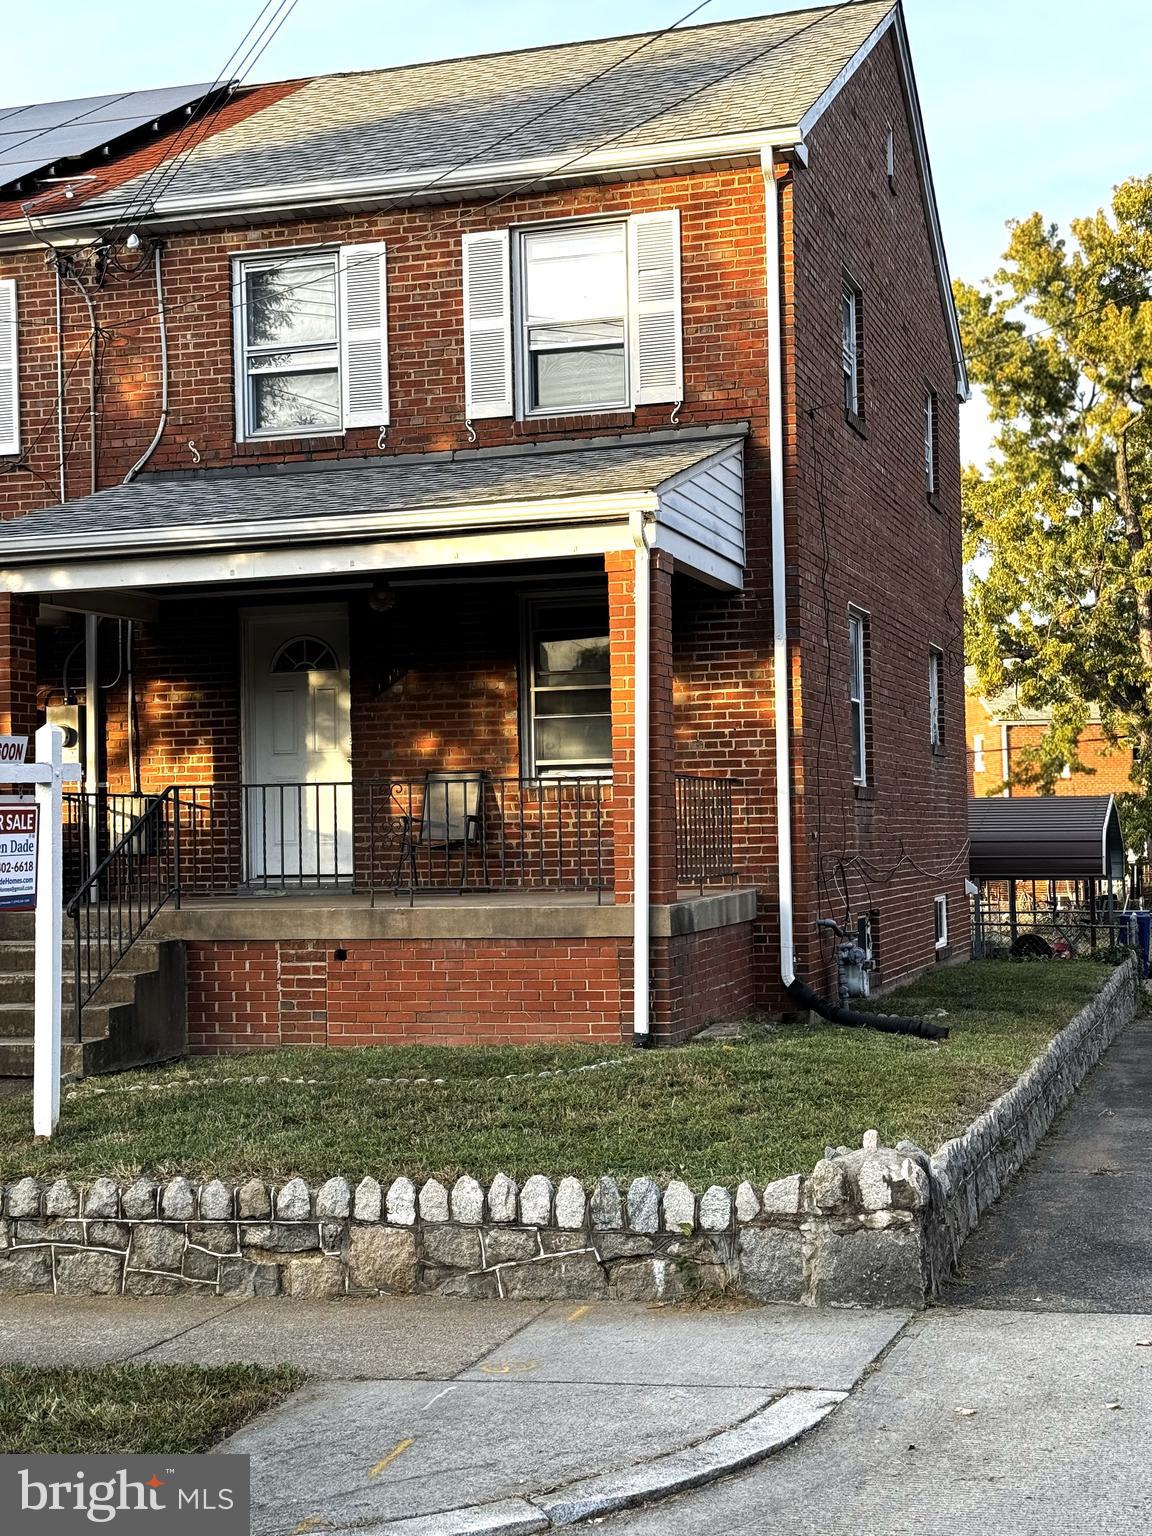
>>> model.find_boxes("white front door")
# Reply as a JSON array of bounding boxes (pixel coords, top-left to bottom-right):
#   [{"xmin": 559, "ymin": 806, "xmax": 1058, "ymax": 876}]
[{"xmin": 242, "ymin": 605, "xmax": 353, "ymax": 883}]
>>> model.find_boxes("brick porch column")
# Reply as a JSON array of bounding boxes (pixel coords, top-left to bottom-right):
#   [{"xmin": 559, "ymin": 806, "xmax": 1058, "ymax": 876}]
[{"xmin": 0, "ymin": 594, "xmax": 37, "ymax": 738}]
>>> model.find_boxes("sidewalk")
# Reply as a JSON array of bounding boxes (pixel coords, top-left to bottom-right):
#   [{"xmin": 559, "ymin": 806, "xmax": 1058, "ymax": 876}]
[{"xmin": 0, "ymin": 1294, "xmax": 908, "ymax": 1533}]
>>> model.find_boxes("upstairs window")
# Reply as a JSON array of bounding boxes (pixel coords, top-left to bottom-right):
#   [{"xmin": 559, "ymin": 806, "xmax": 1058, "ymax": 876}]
[
  {"xmin": 841, "ymin": 278, "xmax": 863, "ymax": 422},
  {"xmin": 929, "ymin": 647, "xmax": 945, "ymax": 751},
  {"xmin": 462, "ymin": 212, "xmax": 682, "ymax": 422},
  {"xmin": 848, "ymin": 609, "xmax": 870, "ymax": 785},
  {"xmin": 521, "ymin": 223, "xmax": 628, "ymax": 413},
  {"xmin": 923, "ymin": 386, "xmax": 939, "ymax": 499},
  {"xmin": 523, "ymin": 594, "xmax": 612, "ymax": 777},
  {"xmin": 0, "ymin": 278, "xmax": 18, "ymax": 456},
  {"xmin": 233, "ymin": 246, "xmax": 389, "ymax": 441},
  {"xmin": 972, "ymin": 733, "xmax": 985, "ymax": 773}
]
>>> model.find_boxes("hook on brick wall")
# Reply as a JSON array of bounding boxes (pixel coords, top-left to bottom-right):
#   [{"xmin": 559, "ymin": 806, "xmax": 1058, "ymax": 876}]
[{"xmin": 186, "ymin": 439, "xmax": 201, "ymax": 464}]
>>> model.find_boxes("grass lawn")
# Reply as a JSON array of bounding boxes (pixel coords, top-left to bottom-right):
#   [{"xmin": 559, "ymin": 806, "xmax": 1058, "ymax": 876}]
[
  {"xmin": 0, "ymin": 960, "xmax": 1120, "ymax": 1187},
  {"xmin": 0, "ymin": 1364, "xmax": 303, "ymax": 1453}
]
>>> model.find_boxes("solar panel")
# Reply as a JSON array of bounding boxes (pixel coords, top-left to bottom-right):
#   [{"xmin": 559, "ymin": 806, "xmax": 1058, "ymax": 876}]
[{"xmin": 0, "ymin": 83, "xmax": 219, "ymax": 191}]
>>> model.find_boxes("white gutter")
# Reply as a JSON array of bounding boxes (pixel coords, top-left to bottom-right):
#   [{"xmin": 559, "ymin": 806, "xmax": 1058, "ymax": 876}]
[
  {"xmin": 630, "ymin": 506, "xmax": 652, "ymax": 1043},
  {"xmin": 762, "ymin": 144, "xmax": 795, "ymax": 991},
  {"xmin": 0, "ymin": 128, "xmax": 800, "ymax": 245}
]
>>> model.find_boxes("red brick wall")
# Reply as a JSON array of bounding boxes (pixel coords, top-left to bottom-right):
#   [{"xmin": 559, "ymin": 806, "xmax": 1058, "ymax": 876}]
[
  {"xmin": 965, "ymin": 692, "xmax": 1136, "ymax": 799},
  {"xmin": 185, "ymin": 937, "xmax": 630, "ymax": 1050},
  {"xmin": 784, "ymin": 32, "xmax": 971, "ymax": 994},
  {"xmin": 0, "ymin": 166, "xmax": 767, "ymax": 516}
]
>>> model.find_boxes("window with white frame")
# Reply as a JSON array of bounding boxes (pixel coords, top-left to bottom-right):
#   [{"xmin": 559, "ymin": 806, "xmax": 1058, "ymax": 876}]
[
  {"xmin": 929, "ymin": 647, "xmax": 945, "ymax": 750},
  {"xmin": 461, "ymin": 213, "xmax": 682, "ymax": 422},
  {"xmin": 233, "ymin": 246, "xmax": 389, "ymax": 441},
  {"xmin": 934, "ymin": 894, "xmax": 949, "ymax": 950},
  {"xmin": 972, "ymin": 733, "xmax": 985, "ymax": 773},
  {"xmin": 841, "ymin": 279, "xmax": 862, "ymax": 419},
  {"xmin": 520, "ymin": 223, "xmax": 629, "ymax": 414},
  {"xmin": 523, "ymin": 593, "xmax": 612, "ymax": 776},
  {"xmin": 923, "ymin": 386, "xmax": 938, "ymax": 497},
  {"xmin": 849, "ymin": 609, "xmax": 869, "ymax": 785}
]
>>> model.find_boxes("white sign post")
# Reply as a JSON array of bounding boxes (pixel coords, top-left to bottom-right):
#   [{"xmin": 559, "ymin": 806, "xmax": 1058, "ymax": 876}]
[{"xmin": 0, "ymin": 727, "xmax": 81, "ymax": 1138}]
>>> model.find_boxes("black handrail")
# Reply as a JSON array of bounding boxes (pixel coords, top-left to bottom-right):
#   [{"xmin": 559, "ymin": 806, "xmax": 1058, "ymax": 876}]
[{"xmin": 64, "ymin": 787, "xmax": 180, "ymax": 1042}]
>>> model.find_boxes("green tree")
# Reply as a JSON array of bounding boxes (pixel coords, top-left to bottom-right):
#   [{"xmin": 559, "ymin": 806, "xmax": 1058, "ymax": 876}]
[{"xmin": 957, "ymin": 174, "xmax": 1152, "ymax": 835}]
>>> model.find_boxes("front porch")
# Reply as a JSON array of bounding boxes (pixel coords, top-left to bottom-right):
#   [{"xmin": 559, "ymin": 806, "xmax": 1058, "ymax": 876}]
[{"xmin": 2, "ymin": 430, "xmax": 766, "ymax": 1053}]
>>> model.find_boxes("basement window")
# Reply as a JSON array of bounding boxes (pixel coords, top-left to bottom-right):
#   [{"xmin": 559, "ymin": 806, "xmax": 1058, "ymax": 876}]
[
  {"xmin": 934, "ymin": 894, "xmax": 949, "ymax": 950},
  {"xmin": 522, "ymin": 593, "xmax": 612, "ymax": 777}
]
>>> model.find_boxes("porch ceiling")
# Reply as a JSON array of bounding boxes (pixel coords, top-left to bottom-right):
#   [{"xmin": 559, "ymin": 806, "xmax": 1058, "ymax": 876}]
[{"xmin": 0, "ymin": 427, "xmax": 746, "ymax": 596}]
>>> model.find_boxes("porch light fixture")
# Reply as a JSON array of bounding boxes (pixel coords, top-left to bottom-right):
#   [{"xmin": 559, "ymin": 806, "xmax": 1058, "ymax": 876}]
[{"xmin": 368, "ymin": 583, "xmax": 396, "ymax": 613}]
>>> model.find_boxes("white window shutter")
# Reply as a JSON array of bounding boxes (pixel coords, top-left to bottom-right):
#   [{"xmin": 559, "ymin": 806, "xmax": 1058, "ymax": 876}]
[
  {"xmin": 0, "ymin": 280, "xmax": 19, "ymax": 456},
  {"xmin": 340, "ymin": 244, "xmax": 389, "ymax": 429},
  {"xmin": 462, "ymin": 230, "xmax": 513, "ymax": 420},
  {"xmin": 629, "ymin": 210, "xmax": 682, "ymax": 406}
]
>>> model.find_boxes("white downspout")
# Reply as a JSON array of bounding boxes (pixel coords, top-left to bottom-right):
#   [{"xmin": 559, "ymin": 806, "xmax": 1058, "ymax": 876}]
[
  {"xmin": 630, "ymin": 507, "xmax": 652, "ymax": 1043},
  {"xmin": 763, "ymin": 144, "xmax": 795, "ymax": 989},
  {"xmin": 84, "ymin": 613, "xmax": 100, "ymax": 884}
]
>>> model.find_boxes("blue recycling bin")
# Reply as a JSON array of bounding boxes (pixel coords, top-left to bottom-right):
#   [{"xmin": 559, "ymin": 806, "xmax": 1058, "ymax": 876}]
[{"xmin": 1119, "ymin": 911, "xmax": 1152, "ymax": 976}]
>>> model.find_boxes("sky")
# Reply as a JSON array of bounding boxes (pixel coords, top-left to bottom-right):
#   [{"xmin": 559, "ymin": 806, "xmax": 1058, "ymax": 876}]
[{"xmin": 8, "ymin": 0, "xmax": 1152, "ymax": 460}]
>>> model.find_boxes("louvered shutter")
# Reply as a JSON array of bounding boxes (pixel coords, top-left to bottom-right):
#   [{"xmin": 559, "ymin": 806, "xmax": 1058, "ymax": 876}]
[
  {"xmin": 0, "ymin": 280, "xmax": 19, "ymax": 456},
  {"xmin": 629, "ymin": 210, "xmax": 682, "ymax": 405},
  {"xmin": 462, "ymin": 230, "xmax": 513, "ymax": 420},
  {"xmin": 340, "ymin": 244, "xmax": 389, "ymax": 429}
]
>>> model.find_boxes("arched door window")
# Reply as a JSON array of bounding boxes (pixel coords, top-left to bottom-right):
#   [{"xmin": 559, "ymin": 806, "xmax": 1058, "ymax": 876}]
[{"xmin": 271, "ymin": 635, "xmax": 341, "ymax": 674}]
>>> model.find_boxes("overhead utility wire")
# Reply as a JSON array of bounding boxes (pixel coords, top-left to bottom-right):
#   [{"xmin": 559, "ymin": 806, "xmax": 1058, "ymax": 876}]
[{"xmin": 91, "ymin": 3, "xmax": 831, "ymax": 344}]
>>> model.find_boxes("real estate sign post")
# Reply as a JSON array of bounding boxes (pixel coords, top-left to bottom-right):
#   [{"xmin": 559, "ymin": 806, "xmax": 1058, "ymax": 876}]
[{"xmin": 0, "ymin": 727, "xmax": 80, "ymax": 1138}]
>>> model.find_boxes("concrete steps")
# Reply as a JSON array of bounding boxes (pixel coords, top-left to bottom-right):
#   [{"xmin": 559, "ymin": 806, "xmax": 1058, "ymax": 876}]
[{"xmin": 0, "ymin": 914, "xmax": 186, "ymax": 1079}]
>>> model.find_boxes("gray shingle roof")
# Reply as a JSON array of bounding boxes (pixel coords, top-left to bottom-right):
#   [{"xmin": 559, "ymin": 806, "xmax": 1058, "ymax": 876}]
[
  {"xmin": 0, "ymin": 432, "xmax": 742, "ymax": 552},
  {"xmin": 83, "ymin": 3, "xmax": 894, "ymax": 211}
]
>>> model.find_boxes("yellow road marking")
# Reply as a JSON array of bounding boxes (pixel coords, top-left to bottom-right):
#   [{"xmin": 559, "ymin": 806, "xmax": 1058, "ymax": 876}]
[
  {"xmin": 291, "ymin": 1519, "xmax": 326, "ymax": 1534},
  {"xmin": 478, "ymin": 1359, "xmax": 538, "ymax": 1375},
  {"xmin": 369, "ymin": 1439, "xmax": 415, "ymax": 1480},
  {"xmin": 567, "ymin": 1305, "xmax": 591, "ymax": 1322}
]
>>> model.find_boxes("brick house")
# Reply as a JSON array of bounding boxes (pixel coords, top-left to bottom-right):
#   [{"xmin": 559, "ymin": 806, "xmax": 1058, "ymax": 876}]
[
  {"xmin": 0, "ymin": 1, "xmax": 970, "ymax": 1063},
  {"xmin": 966, "ymin": 678, "xmax": 1137, "ymax": 801}
]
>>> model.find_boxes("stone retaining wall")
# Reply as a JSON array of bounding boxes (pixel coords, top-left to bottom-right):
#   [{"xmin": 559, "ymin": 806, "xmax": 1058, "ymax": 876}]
[{"xmin": 0, "ymin": 960, "xmax": 1138, "ymax": 1307}]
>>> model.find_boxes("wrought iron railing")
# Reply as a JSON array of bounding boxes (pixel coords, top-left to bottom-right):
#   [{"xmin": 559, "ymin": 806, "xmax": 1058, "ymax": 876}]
[
  {"xmin": 64, "ymin": 788, "xmax": 180, "ymax": 1040},
  {"xmin": 168, "ymin": 777, "xmax": 614, "ymax": 903},
  {"xmin": 675, "ymin": 775, "xmax": 737, "ymax": 890}
]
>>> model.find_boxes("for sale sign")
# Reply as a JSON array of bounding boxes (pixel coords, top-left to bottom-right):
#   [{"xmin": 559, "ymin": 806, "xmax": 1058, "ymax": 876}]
[{"xmin": 0, "ymin": 797, "xmax": 37, "ymax": 910}]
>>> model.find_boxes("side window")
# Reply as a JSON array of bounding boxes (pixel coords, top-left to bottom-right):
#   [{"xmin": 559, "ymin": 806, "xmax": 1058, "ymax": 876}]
[
  {"xmin": 923, "ymin": 386, "xmax": 939, "ymax": 500},
  {"xmin": 929, "ymin": 647, "xmax": 945, "ymax": 751},
  {"xmin": 841, "ymin": 277, "xmax": 863, "ymax": 423},
  {"xmin": 522, "ymin": 594, "xmax": 612, "ymax": 777},
  {"xmin": 848, "ymin": 609, "xmax": 870, "ymax": 785},
  {"xmin": 233, "ymin": 246, "xmax": 388, "ymax": 441},
  {"xmin": 972, "ymin": 733, "xmax": 985, "ymax": 773}
]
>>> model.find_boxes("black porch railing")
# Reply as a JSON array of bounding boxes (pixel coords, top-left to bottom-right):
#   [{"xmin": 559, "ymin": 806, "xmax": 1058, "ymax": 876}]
[
  {"xmin": 675, "ymin": 775, "xmax": 737, "ymax": 890},
  {"xmin": 64, "ymin": 788, "xmax": 180, "ymax": 1041},
  {"xmin": 167, "ymin": 777, "xmax": 615, "ymax": 903}
]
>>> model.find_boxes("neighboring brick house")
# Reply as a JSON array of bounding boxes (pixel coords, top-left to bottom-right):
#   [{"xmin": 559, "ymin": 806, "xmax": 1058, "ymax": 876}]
[
  {"xmin": 966, "ymin": 679, "xmax": 1137, "ymax": 800},
  {"xmin": 0, "ymin": 1, "xmax": 970, "ymax": 1059}
]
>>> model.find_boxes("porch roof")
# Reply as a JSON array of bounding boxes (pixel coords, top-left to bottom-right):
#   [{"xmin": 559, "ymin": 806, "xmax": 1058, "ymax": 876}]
[{"xmin": 0, "ymin": 428, "xmax": 747, "ymax": 595}]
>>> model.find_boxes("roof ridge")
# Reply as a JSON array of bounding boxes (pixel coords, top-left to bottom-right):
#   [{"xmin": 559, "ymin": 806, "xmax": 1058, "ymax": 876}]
[{"xmin": 253, "ymin": 3, "xmax": 886, "ymax": 93}]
